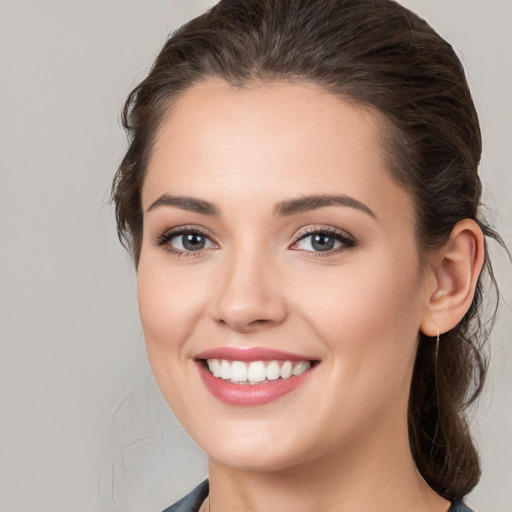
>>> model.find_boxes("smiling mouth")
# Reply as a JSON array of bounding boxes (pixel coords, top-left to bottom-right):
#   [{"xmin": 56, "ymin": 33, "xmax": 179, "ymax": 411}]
[{"xmin": 202, "ymin": 359, "xmax": 314, "ymax": 385}]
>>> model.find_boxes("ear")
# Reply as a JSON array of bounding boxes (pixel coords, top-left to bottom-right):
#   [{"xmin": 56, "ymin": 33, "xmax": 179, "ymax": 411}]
[{"xmin": 421, "ymin": 219, "xmax": 485, "ymax": 337}]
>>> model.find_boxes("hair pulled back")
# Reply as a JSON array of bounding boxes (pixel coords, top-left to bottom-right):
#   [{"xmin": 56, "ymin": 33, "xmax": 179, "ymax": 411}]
[{"xmin": 112, "ymin": 0, "xmax": 503, "ymax": 501}]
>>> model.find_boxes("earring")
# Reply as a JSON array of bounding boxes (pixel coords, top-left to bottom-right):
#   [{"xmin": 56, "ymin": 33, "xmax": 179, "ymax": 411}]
[
  {"xmin": 432, "ymin": 329, "xmax": 442, "ymax": 449},
  {"xmin": 435, "ymin": 329, "xmax": 440, "ymax": 365}
]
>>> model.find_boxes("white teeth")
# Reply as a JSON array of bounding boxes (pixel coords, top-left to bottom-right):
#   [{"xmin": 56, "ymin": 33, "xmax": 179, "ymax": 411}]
[
  {"xmin": 220, "ymin": 360, "xmax": 231, "ymax": 380},
  {"xmin": 205, "ymin": 358, "xmax": 313, "ymax": 384},
  {"xmin": 280, "ymin": 361, "xmax": 293, "ymax": 379},
  {"xmin": 247, "ymin": 361, "xmax": 267, "ymax": 382},
  {"xmin": 212, "ymin": 359, "xmax": 222, "ymax": 378},
  {"xmin": 230, "ymin": 361, "xmax": 248, "ymax": 382},
  {"xmin": 292, "ymin": 361, "xmax": 311, "ymax": 376},
  {"xmin": 266, "ymin": 361, "xmax": 280, "ymax": 381}
]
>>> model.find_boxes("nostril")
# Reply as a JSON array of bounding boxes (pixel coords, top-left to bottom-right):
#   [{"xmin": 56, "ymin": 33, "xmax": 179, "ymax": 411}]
[
  {"xmin": 252, "ymin": 318, "xmax": 274, "ymax": 325},
  {"xmin": 214, "ymin": 312, "xmax": 284, "ymax": 332}
]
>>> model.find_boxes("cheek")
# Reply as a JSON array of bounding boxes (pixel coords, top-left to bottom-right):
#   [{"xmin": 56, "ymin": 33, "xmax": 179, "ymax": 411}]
[
  {"xmin": 136, "ymin": 253, "xmax": 207, "ymax": 357},
  {"xmin": 136, "ymin": 254, "xmax": 208, "ymax": 415},
  {"xmin": 291, "ymin": 252, "xmax": 424, "ymax": 390},
  {"xmin": 293, "ymin": 252, "xmax": 423, "ymax": 332},
  {"xmin": 295, "ymin": 281, "xmax": 421, "ymax": 445}
]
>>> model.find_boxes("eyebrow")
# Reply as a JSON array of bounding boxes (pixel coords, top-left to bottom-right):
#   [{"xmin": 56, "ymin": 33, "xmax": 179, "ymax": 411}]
[
  {"xmin": 273, "ymin": 194, "xmax": 377, "ymax": 219},
  {"xmin": 146, "ymin": 193, "xmax": 376, "ymax": 220},
  {"xmin": 146, "ymin": 194, "xmax": 221, "ymax": 216}
]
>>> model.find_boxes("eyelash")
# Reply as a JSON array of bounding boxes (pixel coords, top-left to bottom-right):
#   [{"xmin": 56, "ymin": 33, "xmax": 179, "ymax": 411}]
[
  {"xmin": 290, "ymin": 226, "xmax": 356, "ymax": 258},
  {"xmin": 154, "ymin": 226, "xmax": 215, "ymax": 258},
  {"xmin": 154, "ymin": 225, "xmax": 357, "ymax": 258}
]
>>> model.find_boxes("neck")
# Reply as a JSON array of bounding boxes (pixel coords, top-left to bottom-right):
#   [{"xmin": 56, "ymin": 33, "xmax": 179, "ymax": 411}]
[{"xmin": 205, "ymin": 415, "xmax": 449, "ymax": 512}]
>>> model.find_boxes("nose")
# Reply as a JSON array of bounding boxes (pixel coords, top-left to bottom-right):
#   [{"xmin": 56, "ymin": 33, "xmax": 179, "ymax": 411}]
[{"xmin": 210, "ymin": 246, "xmax": 288, "ymax": 333}]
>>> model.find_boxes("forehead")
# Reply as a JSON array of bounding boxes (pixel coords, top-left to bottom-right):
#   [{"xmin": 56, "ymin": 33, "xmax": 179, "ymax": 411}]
[{"xmin": 143, "ymin": 79, "xmax": 413, "ymax": 225}]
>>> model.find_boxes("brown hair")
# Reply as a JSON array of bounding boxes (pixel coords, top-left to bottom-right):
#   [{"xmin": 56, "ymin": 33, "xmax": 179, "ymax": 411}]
[{"xmin": 112, "ymin": 0, "xmax": 504, "ymax": 501}]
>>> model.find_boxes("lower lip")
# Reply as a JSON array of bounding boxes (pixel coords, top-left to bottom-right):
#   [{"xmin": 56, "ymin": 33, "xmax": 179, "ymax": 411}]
[{"xmin": 197, "ymin": 362, "xmax": 315, "ymax": 406}]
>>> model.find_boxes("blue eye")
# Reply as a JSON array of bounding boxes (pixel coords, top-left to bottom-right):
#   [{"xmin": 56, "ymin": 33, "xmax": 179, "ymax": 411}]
[
  {"xmin": 171, "ymin": 232, "xmax": 212, "ymax": 251},
  {"xmin": 156, "ymin": 228, "xmax": 216, "ymax": 255},
  {"xmin": 292, "ymin": 229, "xmax": 355, "ymax": 254}
]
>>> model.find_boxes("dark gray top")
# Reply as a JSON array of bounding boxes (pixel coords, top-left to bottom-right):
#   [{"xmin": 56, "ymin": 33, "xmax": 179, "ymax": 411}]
[{"xmin": 161, "ymin": 480, "xmax": 475, "ymax": 512}]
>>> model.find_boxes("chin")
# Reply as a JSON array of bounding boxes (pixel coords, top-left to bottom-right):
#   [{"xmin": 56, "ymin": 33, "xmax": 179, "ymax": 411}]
[
  {"xmin": 210, "ymin": 447, "xmax": 304, "ymax": 473},
  {"xmin": 197, "ymin": 427, "xmax": 320, "ymax": 473}
]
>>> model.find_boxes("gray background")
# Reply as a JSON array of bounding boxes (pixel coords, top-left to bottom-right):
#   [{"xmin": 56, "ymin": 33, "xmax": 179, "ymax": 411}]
[{"xmin": 0, "ymin": 1, "xmax": 510, "ymax": 511}]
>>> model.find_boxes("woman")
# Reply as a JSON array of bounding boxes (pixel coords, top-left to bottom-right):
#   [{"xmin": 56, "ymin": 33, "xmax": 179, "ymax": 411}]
[{"xmin": 112, "ymin": 0, "xmax": 503, "ymax": 510}]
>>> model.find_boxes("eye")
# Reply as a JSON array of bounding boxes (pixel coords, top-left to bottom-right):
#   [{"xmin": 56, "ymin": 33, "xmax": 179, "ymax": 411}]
[
  {"xmin": 155, "ymin": 227, "xmax": 217, "ymax": 256},
  {"xmin": 291, "ymin": 228, "xmax": 355, "ymax": 254},
  {"xmin": 171, "ymin": 232, "xmax": 213, "ymax": 251}
]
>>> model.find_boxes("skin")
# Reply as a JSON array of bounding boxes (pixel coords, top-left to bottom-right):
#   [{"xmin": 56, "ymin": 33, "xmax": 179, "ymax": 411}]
[{"xmin": 137, "ymin": 79, "xmax": 484, "ymax": 511}]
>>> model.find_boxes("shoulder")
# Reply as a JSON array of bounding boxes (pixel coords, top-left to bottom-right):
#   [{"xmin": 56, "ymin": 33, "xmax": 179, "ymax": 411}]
[
  {"xmin": 161, "ymin": 480, "xmax": 209, "ymax": 512},
  {"xmin": 449, "ymin": 502, "xmax": 475, "ymax": 512}
]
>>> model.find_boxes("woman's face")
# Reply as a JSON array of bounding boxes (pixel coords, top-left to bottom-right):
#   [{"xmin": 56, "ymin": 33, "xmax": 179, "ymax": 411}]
[{"xmin": 138, "ymin": 80, "xmax": 433, "ymax": 471}]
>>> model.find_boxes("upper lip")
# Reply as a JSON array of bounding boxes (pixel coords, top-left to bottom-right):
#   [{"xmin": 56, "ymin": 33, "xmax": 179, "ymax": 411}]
[{"xmin": 194, "ymin": 346, "xmax": 316, "ymax": 362}]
